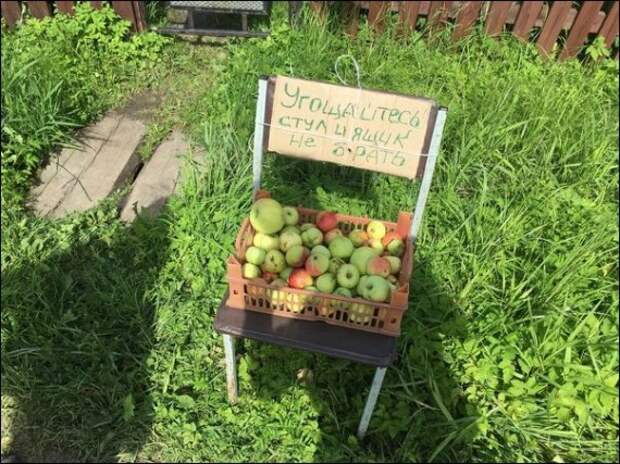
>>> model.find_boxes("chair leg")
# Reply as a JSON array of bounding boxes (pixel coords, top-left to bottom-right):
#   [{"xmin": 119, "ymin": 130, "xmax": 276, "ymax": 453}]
[
  {"xmin": 357, "ymin": 367, "xmax": 387, "ymax": 440},
  {"xmin": 223, "ymin": 334, "xmax": 238, "ymax": 404}
]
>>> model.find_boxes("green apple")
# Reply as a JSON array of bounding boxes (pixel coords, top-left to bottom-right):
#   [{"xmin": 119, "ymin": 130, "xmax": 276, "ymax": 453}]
[
  {"xmin": 245, "ymin": 246, "xmax": 266, "ymax": 265},
  {"xmin": 349, "ymin": 229, "xmax": 369, "ymax": 247},
  {"xmin": 324, "ymin": 228, "xmax": 343, "ymax": 245},
  {"xmin": 282, "ymin": 206, "xmax": 299, "ymax": 226},
  {"xmin": 304, "ymin": 285, "xmax": 320, "ymax": 305},
  {"xmin": 349, "ymin": 303, "xmax": 373, "ymax": 324},
  {"xmin": 285, "ymin": 245, "xmax": 309, "ymax": 267},
  {"xmin": 280, "ymin": 267, "xmax": 294, "ymax": 281},
  {"xmin": 357, "ymin": 275, "xmax": 370, "ymax": 298},
  {"xmin": 382, "ymin": 232, "xmax": 405, "ymax": 256},
  {"xmin": 329, "ymin": 257, "xmax": 344, "ymax": 274},
  {"xmin": 305, "ymin": 253, "xmax": 329, "ymax": 276},
  {"xmin": 279, "ymin": 230, "xmax": 303, "ymax": 252},
  {"xmin": 367, "ymin": 220, "xmax": 386, "ymax": 240},
  {"xmin": 350, "ymin": 247, "xmax": 375, "ymax": 274},
  {"xmin": 369, "ymin": 238, "xmax": 384, "ymax": 255},
  {"xmin": 385, "ymin": 256, "xmax": 401, "ymax": 275},
  {"xmin": 281, "ymin": 225, "xmax": 301, "ymax": 235},
  {"xmin": 301, "ymin": 227, "xmax": 323, "ymax": 247},
  {"xmin": 300, "ymin": 223, "xmax": 315, "ymax": 232},
  {"xmin": 243, "ymin": 262, "xmax": 261, "ymax": 279},
  {"xmin": 250, "ymin": 198, "xmax": 285, "ymax": 234},
  {"xmin": 316, "ymin": 273, "xmax": 337, "ymax": 293},
  {"xmin": 334, "ymin": 287, "xmax": 352, "ymax": 298},
  {"xmin": 363, "ymin": 275, "xmax": 391, "ymax": 302},
  {"xmin": 311, "ymin": 245, "xmax": 331, "ymax": 257},
  {"xmin": 329, "ymin": 236, "xmax": 354, "ymax": 259},
  {"xmin": 261, "ymin": 249, "xmax": 286, "ymax": 273},
  {"xmin": 253, "ymin": 233, "xmax": 280, "ymax": 251},
  {"xmin": 337, "ymin": 264, "xmax": 360, "ymax": 289}
]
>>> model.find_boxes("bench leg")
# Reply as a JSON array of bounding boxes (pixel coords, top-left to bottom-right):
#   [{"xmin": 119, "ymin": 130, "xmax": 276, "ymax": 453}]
[
  {"xmin": 357, "ymin": 367, "xmax": 386, "ymax": 440},
  {"xmin": 223, "ymin": 334, "xmax": 238, "ymax": 404}
]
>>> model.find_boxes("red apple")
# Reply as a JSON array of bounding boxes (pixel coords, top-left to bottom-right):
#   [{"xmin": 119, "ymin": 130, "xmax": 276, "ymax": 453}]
[
  {"xmin": 316, "ymin": 211, "xmax": 338, "ymax": 232},
  {"xmin": 289, "ymin": 269, "xmax": 313, "ymax": 289},
  {"xmin": 366, "ymin": 256, "xmax": 391, "ymax": 278},
  {"xmin": 305, "ymin": 253, "xmax": 330, "ymax": 277}
]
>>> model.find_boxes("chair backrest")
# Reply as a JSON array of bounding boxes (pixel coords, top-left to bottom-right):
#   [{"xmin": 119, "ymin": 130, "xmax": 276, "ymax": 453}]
[{"xmin": 252, "ymin": 75, "xmax": 447, "ymax": 242}]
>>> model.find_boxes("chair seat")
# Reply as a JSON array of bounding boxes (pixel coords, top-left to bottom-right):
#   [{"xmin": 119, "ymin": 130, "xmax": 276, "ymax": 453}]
[{"xmin": 215, "ymin": 292, "xmax": 397, "ymax": 367}]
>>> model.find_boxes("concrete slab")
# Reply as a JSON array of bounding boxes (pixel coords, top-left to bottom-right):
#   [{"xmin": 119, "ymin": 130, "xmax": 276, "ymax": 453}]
[
  {"xmin": 119, "ymin": 129, "xmax": 190, "ymax": 222},
  {"xmin": 49, "ymin": 116, "xmax": 145, "ymax": 217}
]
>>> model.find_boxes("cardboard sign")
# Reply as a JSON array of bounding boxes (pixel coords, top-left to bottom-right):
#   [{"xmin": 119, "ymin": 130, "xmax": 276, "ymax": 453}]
[{"xmin": 266, "ymin": 76, "xmax": 437, "ymax": 179}]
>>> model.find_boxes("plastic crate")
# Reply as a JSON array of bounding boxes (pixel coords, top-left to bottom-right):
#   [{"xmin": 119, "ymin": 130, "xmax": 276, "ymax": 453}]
[{"xmin": 225, "ymin": 192, "xmax": 414, "ymax": 336}]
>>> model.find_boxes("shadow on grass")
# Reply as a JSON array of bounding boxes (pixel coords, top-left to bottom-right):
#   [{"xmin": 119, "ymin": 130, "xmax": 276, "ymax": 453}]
[
  {"xmin": 1, "ymin": 212, "xmax": 169, "ymax": 463},
  {"xmin": 232, "ymin": 252, "xmax": 473, "ymax": 460}
]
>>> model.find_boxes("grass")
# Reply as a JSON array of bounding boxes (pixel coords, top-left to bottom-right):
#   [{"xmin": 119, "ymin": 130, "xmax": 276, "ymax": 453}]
[{"xmin": 2, "ymin": 3, "xmax": 619, "ymax": 463}]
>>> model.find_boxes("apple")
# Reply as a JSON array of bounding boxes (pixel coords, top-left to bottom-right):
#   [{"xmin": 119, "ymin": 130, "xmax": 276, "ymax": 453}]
[
  {"xmin": 300, "ymin": 223, "xmax": 315, "ymax": 232},
  {"xmin": 329, "ymin": 236, "xmax": 354, "ymax": 259},
  {"xmin": 350, "ymin": 247, "xmax": 375, "ymax": 274},
  {"xmin": 324, "ymin": 228, "xmax": 343, "ymax": 245},
  {"xmin": 250, "ymin": 198, "xmax": 285, "ymax": 234},
  {"xmin": 304, "ymin": 285, "xmax": 320, "ymax": 305},
  {"xmin": 305, "ymin": 253, "xmax": 329, "ymax": 276},
  {"xmin": 382, "ymin": 232, "xmax": 405, "ymax": 256},
  {"xmin": 286, "ymin": 292, "xmax": 308, "ymax": 313},
  {"xmin": 253, "ymin": 233, "xmax": 280, "ymax": 251},
  {"xmin": 349, "ymin": 303, "xmax": 373, "ymax": 324},
  {"xmin": 386, "ymin": 276, "xmax": 398, "ymax": 291},
  {"xmin": 281, "ymin": 225, "xmax": 300, "ymax": 235},
  {"xmin": 366, "ymin": 256, "xmax": 391, "ymax": 278},
  {"xmin": 266, "ymin": 279, "xmax": 287, "ymax": 306},
  {"xmin": 334, "ymin": 287, "xmax": 352, "ymax": 298},
  {"xmin": 363, "ymin": 276, "xmax": 391, "ymax": 302},
  {"xmin": 243, "ymin": 263, "xmax": 261, "ymax": 279},
  {"xmin": 357, "ymin": 275, "xmax": 370, "ymax": 298},
  {"xmin": 349, "ymin": 229, "xmax": 368, "ymax": 247},
  {"xmin": 261, "ymin": 249, "xmax": 286, "ymax": 273},
  {"xmin": 245, "ymin": 246, "xmax": 266, "ymax": 265},
  {"xmin": 311, "ymin": 245, "xmax": 331, "ymax": 257},
  {"xmin": 285, "ymin": 245, "xmax": 310, "ymax": 267},
  {"xmin": 316, "ymin": 273, "xmax": 337, "ymax": 293},
  {"xmin": 279, "ymin": 230, "xmax": 303, "ymax": 252},
  {"xmin": 369, "ymin": 238, "xmax": 384, "ymax": 255},
  {"xmin": 283, "ymin": 206, "xmax": 299, "ymax": 226},
  {"xmin": 280, "ymin": 267, "xmax": 294, "ymax": 281},
  {"xmin": 261, "ymin": 271, "xmax": 277, "ymax": 282},
  {"xmin": 301, "ymin": 227, "xmax": 323, "ymax": 247},
  {"xmin": 289, "ymin": 269, "xmax": 313, "ymax": 289},
  {"xmin": 316, "ymin": 211, "xmax": 338, "ymax": 232},
  {"xmin": 329, "ymin": 257, "xmax": 344, "ymax": 274},
  {"xmin": 385, "ymin": 256, "xmax": 401, "ymax": 275},
  {"xmin": 367, "ymin": 220, "xmax": 386, "ymax": 240},
  {"xmin": 337, "ymin": 264, "xmax": 360, "ymax": 289}
]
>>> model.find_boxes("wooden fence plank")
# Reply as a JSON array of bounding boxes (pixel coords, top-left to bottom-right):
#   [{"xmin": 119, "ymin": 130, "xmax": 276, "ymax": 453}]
[
  {"xmin": 452, "ymin": 1, "xmax": 483, "ymax": 40},
  {"xmin": 427, "ymin": 1, "xmax": 453, "ymax": 29},
  {"xmin": 597, "ymin": 2, "xmax": 619, "ymax": 48},
  {"xmin": 90, "ymin": 1, "xmax": 103, "ymax": 8},
  {"xmin": 26, "ymin": 1, "xmax": 51, "ymax": 19},
  {"xmin": 344, "ymin": 1, "xmax": 361, "ymax": 37},
  {"xmin": 309, "ymin": 1, "xmax": 325, "ymax": 15},
  {"xmin": 368, "ymin": 1, "xmax": 390, "ymax": 34},
  {"xmin": 536, "ymin": 1, "xmax": 572, "ymax": 55},
  {"xmin": 111, "ymin": 0, "xmax": 139, "ymax": 31},
  {"xmin": 485, "ymin": 1, "xmax": 512, "ymax": 36},
  {"xmin": 560, "ymin": 1, "xmax": 605, "ymax": 60},
  {"xmin": 1, "ymin": 0, "xmax": 22, "ymax": 26},
  {"xmin": 512, "ymin": 1, "xmax": 544, "ymax": 40},
  {"xmin": 399, "ymin": 0, "xmax": 421, "ymax": 32},
  {"xmin": 132, "ymin": 0, "xmax": 146, "ymax": 31},
  {"xmin": 57, "ymin": 1, "xmax": 75, "ymax": 14}
]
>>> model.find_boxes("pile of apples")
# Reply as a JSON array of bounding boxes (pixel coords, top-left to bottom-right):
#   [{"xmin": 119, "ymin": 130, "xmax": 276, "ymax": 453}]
[{"xmin": 242, "ymin": 198, "xmax": 405, "ymax": 309}]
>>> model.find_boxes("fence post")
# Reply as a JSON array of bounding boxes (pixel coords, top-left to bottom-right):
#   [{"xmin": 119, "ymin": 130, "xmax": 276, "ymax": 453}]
[
  {"xmin": 452, "ymin": 1, "xmax": 483, "ymax": 40},
  {"xmin": 57, "ymin": 1, "xmax": 75, "ymax": 15},
  {"xmin": 560, "ymin": 1, "xmax": 604, "ymax": 60},
  {"xmin": 368, "ymin": 1, "xmax": 390, "ymax": 34},
  {"xmin": 25, "ymin": 1, "xmax": 52, "ymax": 19},
  {"xmin": 536, "ymin": 1, "xmax": 572, "ymax": 56},
  {"xmin": 485, "ymin": 1, "xmax": 512, "ymax": 37},
  {"xmin": 597, "ymin": 2, "xmax": 619, "ymax": 49},
  {"xmin": 511, "ymin": 1, "xmax": 544, "ymax": 41}
]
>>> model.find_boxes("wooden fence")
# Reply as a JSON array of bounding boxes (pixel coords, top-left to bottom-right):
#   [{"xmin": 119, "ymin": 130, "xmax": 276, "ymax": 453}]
[
  {"xmin": 1, "ymin": 0, "xmax": 146, "ymax": 32},
  {"xmin": 312, "ymin": 1, "xmax": 619, "ymax": 60}
]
